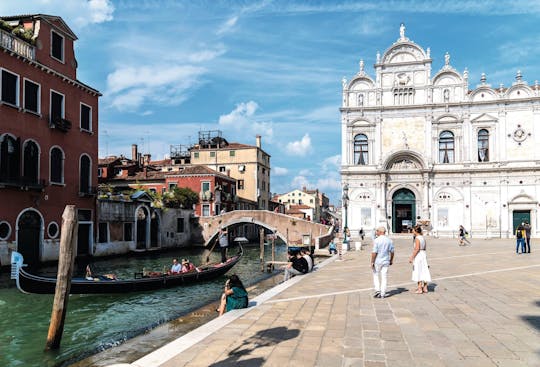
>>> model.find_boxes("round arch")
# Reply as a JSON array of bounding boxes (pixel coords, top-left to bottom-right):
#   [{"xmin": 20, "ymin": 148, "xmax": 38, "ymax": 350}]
[
  {"xmin": 16, "ymin": 208, "xmax": 44, "ymax": 266},
  {"xmin": 134, "ymin": 205, "xmax": 151, "ymax": 250},
  {"xmin": 383, "ymin": 150, "xmax": 426, "ymax": 170}
]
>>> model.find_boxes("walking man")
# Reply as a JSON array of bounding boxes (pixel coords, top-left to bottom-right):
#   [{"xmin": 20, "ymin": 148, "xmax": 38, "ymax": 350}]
[
  {"xmin": 371, "ymin": 226, "xmax": 395, "ymax": 298},
  {"xmin": 218, "ymin": 227, "xmax": 229, "ymax": 263}
]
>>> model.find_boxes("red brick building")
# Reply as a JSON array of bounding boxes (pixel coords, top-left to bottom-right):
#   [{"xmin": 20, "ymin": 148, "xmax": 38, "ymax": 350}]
[{"xmin": 0, "ymin": 15, "xmax": 100, "ymax": 266}]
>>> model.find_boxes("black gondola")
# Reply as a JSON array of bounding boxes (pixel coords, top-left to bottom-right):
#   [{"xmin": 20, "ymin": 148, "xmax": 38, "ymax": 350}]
[{"xmin": 11, "ymin": 246, "xmax": 242, "ymax": 294}]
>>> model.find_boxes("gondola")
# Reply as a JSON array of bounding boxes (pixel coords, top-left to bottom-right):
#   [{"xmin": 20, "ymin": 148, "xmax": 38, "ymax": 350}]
[{"xmin": 11, "ymin": 245, "xmax": 243, "ymax": 295}]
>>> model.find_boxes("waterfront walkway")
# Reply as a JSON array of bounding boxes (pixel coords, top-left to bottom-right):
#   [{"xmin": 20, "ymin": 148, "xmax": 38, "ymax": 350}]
[{"xmin": 113, "ymin": 237, "xmax": 540, "ymax": 367}]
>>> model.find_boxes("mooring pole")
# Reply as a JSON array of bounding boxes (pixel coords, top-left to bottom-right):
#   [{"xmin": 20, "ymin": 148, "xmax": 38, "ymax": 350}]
[{"xmin": 45, "ymin": 205, "xmax": 77, "ymax": 350}]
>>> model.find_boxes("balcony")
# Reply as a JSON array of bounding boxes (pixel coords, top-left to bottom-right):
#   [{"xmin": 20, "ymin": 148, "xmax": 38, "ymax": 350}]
[
  {"xmin": 200, "ymin": 190, "xmax": 213, "ymax": 201},
  {"xmin": 0, "ymin": 177, "xmax": 46, "ymax": 192},
  {"xmin": 79, "ymin": 186, "xmax": 97, "ymax": 197},
  {"xmin": 49, "ymin": 116, "xmax": 72, "ymax": 132},
  {"xmin": 0, "ymin": 28, "xmax": 35, "ymax": 60}
]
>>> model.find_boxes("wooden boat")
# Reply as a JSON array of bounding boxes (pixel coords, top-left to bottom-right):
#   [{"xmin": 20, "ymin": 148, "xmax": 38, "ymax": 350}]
[{"xmin": 11, "ymin": 246, "xmax": 243, "ymax": 295}]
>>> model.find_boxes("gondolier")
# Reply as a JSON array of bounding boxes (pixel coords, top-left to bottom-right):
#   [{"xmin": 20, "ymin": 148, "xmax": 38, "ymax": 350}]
[{"xmin": 219, "ymin": 227, "xmax": 229, "ymax": 264}]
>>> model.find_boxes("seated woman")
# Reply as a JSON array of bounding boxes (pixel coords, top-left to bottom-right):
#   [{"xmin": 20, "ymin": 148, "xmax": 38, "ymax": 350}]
[{"xmin": 217, "ymin": 274, "xmax": 248, "ymax": 316}]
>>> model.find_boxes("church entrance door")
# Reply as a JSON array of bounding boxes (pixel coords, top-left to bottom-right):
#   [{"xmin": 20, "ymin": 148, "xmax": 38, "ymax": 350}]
[{"xmin": 392, "ymin": 188, "xmax": 416, "ymax": 233}]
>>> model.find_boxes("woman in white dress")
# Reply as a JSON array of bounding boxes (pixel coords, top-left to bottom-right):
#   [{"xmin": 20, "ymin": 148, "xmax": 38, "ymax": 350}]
[{"xmin": 409, "ymin": 225, "xmax": 431, "ymax": 294}]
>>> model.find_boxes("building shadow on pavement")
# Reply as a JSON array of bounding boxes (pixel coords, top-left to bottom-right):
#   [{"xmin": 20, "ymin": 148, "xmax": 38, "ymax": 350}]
[
  {"xmin": 521, "ymin": 300, "xmax": 540, "ymax": 332},
  {"xmin": 209, "ymin": 326, "xmax": 300, "ymax": 367}
]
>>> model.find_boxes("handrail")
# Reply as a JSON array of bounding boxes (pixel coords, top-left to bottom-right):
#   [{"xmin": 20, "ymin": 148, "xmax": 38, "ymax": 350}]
[{"xmin": 0, "ymin": 28, "xmax": 35, "ymax": 60}]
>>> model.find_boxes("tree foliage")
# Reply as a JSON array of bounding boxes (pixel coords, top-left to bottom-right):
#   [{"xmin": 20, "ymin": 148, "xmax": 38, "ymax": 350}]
[{"xmin": 163, "ymin": 187, "xmax": 199, "ymax": 209}]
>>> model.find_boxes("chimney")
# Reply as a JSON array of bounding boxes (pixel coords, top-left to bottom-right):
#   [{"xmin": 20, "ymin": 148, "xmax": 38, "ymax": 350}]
[
  {"xmin": 256, "ymin": 135, "xmax": 261, "ymax": 148},
  {"xmin": 143, "ymin": 153, "xmax": 151, "ymax": 166},
  {"xmin": 226, "ymin": 169, "xmax": 231, "ymax": 177},
  {"xmin": 131, "ymin": 144, "xmax": 138, "ymax": 161}
]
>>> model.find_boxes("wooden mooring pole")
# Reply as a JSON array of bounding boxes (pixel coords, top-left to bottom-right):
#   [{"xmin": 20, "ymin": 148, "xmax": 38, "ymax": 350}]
[{"xmin": 45, "ymin": 205, "xmax": 77, "ymax": 350}]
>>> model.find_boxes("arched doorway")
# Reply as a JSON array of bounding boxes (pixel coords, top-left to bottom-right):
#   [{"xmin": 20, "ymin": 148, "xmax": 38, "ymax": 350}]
[
  {"xmin": 17, "ymin": 209, "xmax": 42, "ymax": 266},
  {"xmin": 150, "ymin": 211, "xmax": 159, "ymax": 248},
  {"xmin": 136, "ymin": 206, "xmax": 149, "ymax": 250},
  {"xmin": 392, "ymin": 188, "xmax": 416, "ymax": 233}
]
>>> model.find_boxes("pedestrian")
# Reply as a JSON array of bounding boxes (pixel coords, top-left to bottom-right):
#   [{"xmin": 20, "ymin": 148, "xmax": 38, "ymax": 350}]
[
  {"xmin": 458, "ymin": 225, "xmax": 470, "ymax": 246},
  {"xmin": 328, "ymin": 239, "xmax": 338, "ymax": 255},
  {"xmin": 283, "ymin": 250, "xmax": 309, "ymax": 281},
  {"xmin": 217, "ymin": 274, "xmax": 248, "ymax": 316},
  {"xmin": 516, "ymin": 223, "xmax": 526, "ymax": 254},
  {"xmin": 359, "ymin": 227, "xmax": 365, "ymax": 241},
  {"xmin": 370, "ymin": 226, "xmax": 395, "ymax": 299},
  {"xmin": 523, "ymin": 221, "xmax": 531, "ymax": 253},
  {"xmin": 409, "ymin": 225, "xmax": 431, "ymax": 294},
  {"xmin": 218, "ymin": 227, "xmax": 229, "ymax": 264}
]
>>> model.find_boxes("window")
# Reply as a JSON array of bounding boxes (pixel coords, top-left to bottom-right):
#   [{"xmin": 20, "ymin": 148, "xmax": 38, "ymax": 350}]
[
  {"xmin": 202, "ymin": 181, "xmax": 210, "ymax": 192},
  {"xmin": 1, "ymin": 69, "xmax": 19, "ymax": 106},
  {"xmin": 24, "ymin": 79, "xmax": 40, "ymax": 113},
  {"xmin": 80, "ymin": 154, "xmax": 91, "ymax": 194},
  {"xmin": 50, "ymin": 147, "xmax": 64, "ymax": 184},
  {"xmin": 439, "ymin": 131, "xmax": 455, "ymax": 163},
  {"xmin": 80, "ymin": 103, "xmax": 91, "ymax": 131},
  {"xmin": 149, "ymin": 188, "xmax": 157, "ymax": 194},
  {"xmin": 51, "ymin": 30, "xmax": 64, "ymax": 62},
  {"xmin": 168, "ymin": 183, "xmax": 177, "ymax": 190},
  {"xmin": 202, "ymin": 204, "xmax": 210, "ymax": 217},
  {"xmin": 47, "ymin": 222, "xmax": 59, "ymax": 239},
  {"xmin": 210, "ymin": 151, "xmax": 215, "ymax": 157},
  {"xmin": 478, "ymin": 129, "xmax": 489, "ymax": 162},
  {"xmin": 98, "ymin": 222, "xmax": 108, "ymax": 243},
  {"xmin": 123, "ymin": 222, "xmax": 133, "ymax": 241},
  {"xmin": 0, "ymin": 221, "xmax": 11, "ymax": 240},
  {"xmin": 176, "ymin": 218, "xmax": 184, "ymax": 233},
  {"xmin": 238, "ymin": 179, "xmax": 245, "ymax": 190},
  {"xmin": 77, "ymin": 209, "xmax": 92, "ymax": 221},
  {"xmin": 354, "ymin": 134, "xmax": 369, "ymax": 165},
  {"xmin": 194, "ymin": 152, "xmax": 199, "ymax": 158},
  {"xmin": 0, "ymin": 135, "xmax": 20, "ymax": 182},
  {"xmin": 219, "ymin": 166, "xmax": 226, "ymax": 172},
  {"xmin": 97, "ymin": 168, "xmax": 102, "ymax": 178},
  {"xmin": 443, "ymin": 89, "xmax": 450, "ymax": 102},
  {"xmin": 393, "ymin": 87, "xmax": 414, "ymax": 105},
  {"xmin": 229, "ymin": 151, "xmax": 235, "ymax": 157},
  {"xmin": 358, "ymin": 93, "xmax": 364, "ymax": 106},
  {"xmin": 23, "ymin": 141, "xmax": 39, "ymax": 184},
  {"xmin": 50, "ymin": 90, "xmax": 64, "ymax": 121}
]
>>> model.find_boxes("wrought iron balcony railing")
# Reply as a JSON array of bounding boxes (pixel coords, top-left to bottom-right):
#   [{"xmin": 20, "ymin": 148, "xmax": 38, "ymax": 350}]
[
  {"xmin": 0, "ymin": 177, "xmax": 46, "ymax": 191},
  {"xmin": 49, "ymin": 115, "xmax": 72, "ymax": 132},
  {"xmin": 79, "ymin": 186, "xmax": 97, "ymax": 197}
]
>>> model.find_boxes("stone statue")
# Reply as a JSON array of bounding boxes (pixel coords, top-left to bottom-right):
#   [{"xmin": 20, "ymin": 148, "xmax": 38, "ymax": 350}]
[
  {"xmin": 359, "ymin": 59, "xmax": 364, "ymax": 72},
  {"xmin": 400, "ymin": 23, "xmax": 405, "ymax": 39},
  {"xmin": 376, "ymin": 51, "xmax": 380, "ymax": 63},
  {"xmin": 426, "ymin": 47, "xmax": 430, "ymax": 58},
  {"xmin": 444, "ymin": 52, "xmax": 450, "ymax": 66},
  {"xmin": 342, "ymin": 77, "xmax": 347, "ymax": 89}
]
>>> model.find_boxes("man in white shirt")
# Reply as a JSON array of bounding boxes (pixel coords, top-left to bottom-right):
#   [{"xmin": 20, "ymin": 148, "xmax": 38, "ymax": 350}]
[{"xmin": 371, "ymin": 227, "xmax": 395, "ymax": 298}]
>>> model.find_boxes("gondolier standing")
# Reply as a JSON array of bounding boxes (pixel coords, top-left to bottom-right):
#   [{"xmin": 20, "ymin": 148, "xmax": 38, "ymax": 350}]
[{"xmin": 219, "ymin": 227, "xmax": 229, "ymax": 264}]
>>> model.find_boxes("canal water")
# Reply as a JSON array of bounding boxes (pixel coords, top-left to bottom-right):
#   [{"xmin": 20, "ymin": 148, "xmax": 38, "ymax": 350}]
[{"xmin": 0, "ymin": 243, "xmax": 288, "ymax": 367}]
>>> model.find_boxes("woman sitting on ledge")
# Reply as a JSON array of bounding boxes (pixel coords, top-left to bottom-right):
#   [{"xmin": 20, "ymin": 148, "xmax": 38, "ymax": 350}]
[{"xmin": 217, "ymin": 274, "xmax": 248, "ymax": 316}]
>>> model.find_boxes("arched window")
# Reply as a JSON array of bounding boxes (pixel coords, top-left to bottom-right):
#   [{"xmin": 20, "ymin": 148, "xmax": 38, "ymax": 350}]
[
  {"xmin": 80, "ymin": 154, "xmax": 91, "ymax": 194},
  {"xmin": 0, "ymin": 135, "xmax": 20, "ymax": 182},
  {"xmin": 23, "ymin": 141, "xmax": 39, "ymax": 184},
  {"xmin": 50, "ymin": 147, "xmax": 64, "ymax": 184},
  {"xmin": 439, "ymin": 131, "xmax": 454, "ymax": 163},
  {"xmin": 478, "ymin": 129, "xmax": 489, "ymax": 162},
  {"xmin": 354, "ymin": 134, "xmax": 369, "ymax": 165}
]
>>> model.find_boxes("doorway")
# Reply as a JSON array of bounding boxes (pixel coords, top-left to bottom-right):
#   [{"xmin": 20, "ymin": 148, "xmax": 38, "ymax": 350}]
[
  {"xmin": 17, "ymin": 210, "xmax": 42, "ymax": 267},
  {"xmin": 392, "ymin": 188, "xmax": 416, "ymax": 233},
  {"xmin": 512, "ymin": 210, "xmax": 530, "ymax": 232},
  {"xmin": 77, "ymin": 223, "xmax": 91, "ymax": 255},
  {"xmin": 136, "ymin": 206, "xmax": 149, "ymax": 249}
]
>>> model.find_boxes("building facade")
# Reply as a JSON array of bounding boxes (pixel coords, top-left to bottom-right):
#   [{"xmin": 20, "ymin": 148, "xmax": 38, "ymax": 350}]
[
  {"xmin": 189, "ymin": 131, "xmax": 271, "ymax": 210},
  {"xmin": 341, "ymin": 24, "xmax": 539, "ymax": 238},
  {"xmin": 276, "ymin": 188, "xmax": 321, "ymax": 221},
  {"xmin": 0, "ymin": 15, "xmax": 100, "ymax": 266}
]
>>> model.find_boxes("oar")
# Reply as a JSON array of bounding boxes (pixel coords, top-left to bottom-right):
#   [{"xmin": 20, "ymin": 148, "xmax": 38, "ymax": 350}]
[{"xmin": 204, "ymin": 237, "xmax": 219, "ymax": 263}]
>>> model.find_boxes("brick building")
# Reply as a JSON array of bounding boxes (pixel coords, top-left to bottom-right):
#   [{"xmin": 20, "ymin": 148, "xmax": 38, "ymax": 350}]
[{"xmin": 0, "ymin": 14, "xmax": 100, "ymax": 266}]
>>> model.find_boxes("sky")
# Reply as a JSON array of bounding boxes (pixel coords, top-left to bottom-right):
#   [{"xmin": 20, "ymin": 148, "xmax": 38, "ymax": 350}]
[{"xmin": 3, "ymin": 0, "xmax": 540, "ymax": 204}]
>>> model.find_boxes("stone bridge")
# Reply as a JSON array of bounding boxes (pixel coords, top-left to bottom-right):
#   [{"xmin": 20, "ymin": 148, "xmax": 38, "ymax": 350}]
[{"xmin": 197, "ymin": 210, "xmax": 334, "ymax": 250}]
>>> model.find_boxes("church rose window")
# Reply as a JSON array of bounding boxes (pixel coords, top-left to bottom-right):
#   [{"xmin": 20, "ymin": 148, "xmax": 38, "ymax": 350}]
[{"xmin": 354, "ymin": 134, "xmax": 369, "ymax": 165}]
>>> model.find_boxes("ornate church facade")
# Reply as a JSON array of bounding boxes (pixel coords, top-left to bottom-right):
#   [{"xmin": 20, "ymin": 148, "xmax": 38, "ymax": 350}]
[{"xmin": 340, "ymin": 24, "xmax": 538, "ymax": 238}]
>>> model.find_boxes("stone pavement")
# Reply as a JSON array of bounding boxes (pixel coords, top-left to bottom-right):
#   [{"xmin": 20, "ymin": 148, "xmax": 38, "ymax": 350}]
[{"xmin": 115, "ymin": 237, "xmax": 540, "ymax": 367}]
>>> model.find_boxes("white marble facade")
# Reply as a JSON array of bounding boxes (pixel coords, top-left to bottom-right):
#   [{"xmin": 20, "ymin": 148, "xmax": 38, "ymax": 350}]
[{"xmin": 341, "ymin": 24, "xmax": 539, "ymax": 238}]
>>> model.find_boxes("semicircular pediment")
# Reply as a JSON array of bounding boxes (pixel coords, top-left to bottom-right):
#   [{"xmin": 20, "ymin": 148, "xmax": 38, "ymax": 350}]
[
  {"xmin": 383, "ymin": 150, "xmax": 426, "ymax": 170},
  {"xmin": 433, "ymin": 70, "xmax": 463, "ymax": 85},
  {"xmin": 381, "ymin": 42, "xmax": 428, "ymax": 64}
]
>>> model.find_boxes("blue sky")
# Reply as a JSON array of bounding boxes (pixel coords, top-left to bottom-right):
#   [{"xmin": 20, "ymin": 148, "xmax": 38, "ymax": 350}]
[{"xmin": 3, "ymin": 1, "xmax": 540, "ymax": 204}]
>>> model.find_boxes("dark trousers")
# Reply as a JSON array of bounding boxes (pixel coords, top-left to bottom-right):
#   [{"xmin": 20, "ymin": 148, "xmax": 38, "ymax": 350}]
[
  {"xmin": 526, "ymin": 237, "xmax": 531, "ymax": 253},
  {"xmin": 220, "ymin": 246, "xmax": 228, "ymax": 263}
]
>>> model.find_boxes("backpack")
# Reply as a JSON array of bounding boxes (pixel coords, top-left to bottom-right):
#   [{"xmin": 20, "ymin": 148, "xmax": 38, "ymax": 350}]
[{"xmin": 516, "ymin": 230, "xmax": 522, "ymax": 239}]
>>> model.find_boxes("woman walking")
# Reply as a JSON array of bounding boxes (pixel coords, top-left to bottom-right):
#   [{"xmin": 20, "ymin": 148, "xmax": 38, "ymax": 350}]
[{"xmin": 409, "ymin": 225, "xmax": 431, "ymax": 294}]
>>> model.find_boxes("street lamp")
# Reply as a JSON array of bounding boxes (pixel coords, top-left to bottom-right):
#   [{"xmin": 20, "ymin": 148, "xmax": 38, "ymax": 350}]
[{"xmin": 342, "ymin": 183, "xmax": 349, "ymax": 245}]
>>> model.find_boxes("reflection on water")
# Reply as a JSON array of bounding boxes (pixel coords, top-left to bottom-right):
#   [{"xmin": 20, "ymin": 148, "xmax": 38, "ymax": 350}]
[{"xmin": 0, "ymin": 243, "xmax": 287, "ymax": 367}]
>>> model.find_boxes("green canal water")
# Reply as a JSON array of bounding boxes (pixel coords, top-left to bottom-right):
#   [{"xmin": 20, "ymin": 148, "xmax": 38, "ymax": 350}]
[{"xmin": 0, "ymin": 243, "xmax": 287, "ymax": 367}]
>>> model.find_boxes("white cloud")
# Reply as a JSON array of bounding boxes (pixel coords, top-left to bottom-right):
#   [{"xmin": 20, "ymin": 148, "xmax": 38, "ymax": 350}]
[
  {"xmin": 0, "ymin": 0, "xmax": 114, "ymax": 29},
  {"xmin": 218, "ymin": 101, "xmax": 274, "ymax": 142},
  {"xmin": 285, "ymin": 134, "xmax": 312, "ymax": 156},
  {"xmin": 217, "ymin": 16, "xmax": 238, "ymax": 35},
  {"xmin": 106, "ymin": 65, "xmax": 206, "ymax": 111},
  {"xmin": 291, "ymin": 175, "xmax": 310, "ymax": 188},
  {"xmin": 298, "ymin": 169, "xmax": 311, "ymax": 176},
  {"xmin": 273, "ymin": 166, "xmax": 288, "ymax": 176},
  {"xmin": 321, "ymin": 154, "xmax": 341, "ymax": 170}
]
